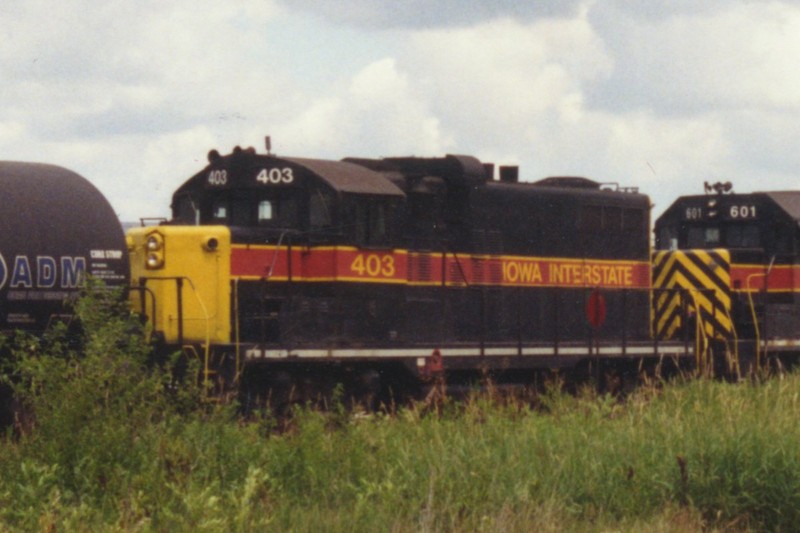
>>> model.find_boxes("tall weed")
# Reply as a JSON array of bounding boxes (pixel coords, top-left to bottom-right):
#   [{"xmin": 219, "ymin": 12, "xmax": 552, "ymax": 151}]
[
  {"xmin": 3, "ymin": 287, "xmax": 800, "ymax": 530},
  {"xmin": 0, "ymin": 285, "xmax": 201, "ymax": 527}
]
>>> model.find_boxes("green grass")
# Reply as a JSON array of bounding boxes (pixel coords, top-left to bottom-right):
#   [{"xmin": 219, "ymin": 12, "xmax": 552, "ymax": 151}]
[{"xmin": 1, "ymin": 289, "xmax": 799, "ymax": 531}]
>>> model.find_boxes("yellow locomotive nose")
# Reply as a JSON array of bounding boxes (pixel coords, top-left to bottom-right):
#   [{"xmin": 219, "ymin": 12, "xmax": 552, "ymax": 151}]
[{"xmin": 127, "ymin": 225, "xmax": 231, "ymax": 346}]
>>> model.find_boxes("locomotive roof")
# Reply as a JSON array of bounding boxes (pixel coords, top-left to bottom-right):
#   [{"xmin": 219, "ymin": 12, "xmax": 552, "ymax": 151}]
[
  {"xmin": 175, "ymin": 151, "xmax": 404, "ymax": 198},
  {"xmin": 284, "ymin": 157, "xmax": 405, "ymax": 197},
  {"xmin": 483, "ymin": 179, "xmax": 650, "ymax": 207},
  {"xmin": 657, "ymin": 190, "xmax": 800, "ymax": 226},
  {"xmin": 759, "ymin": 191, "xmax": 800, "ymax": 222}
]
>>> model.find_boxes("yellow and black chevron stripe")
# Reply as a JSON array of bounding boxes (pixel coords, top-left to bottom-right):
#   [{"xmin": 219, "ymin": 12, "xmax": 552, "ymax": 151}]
[{"xmin": 652, "ymin": 249, "xmax": 733, "ymax": 340}]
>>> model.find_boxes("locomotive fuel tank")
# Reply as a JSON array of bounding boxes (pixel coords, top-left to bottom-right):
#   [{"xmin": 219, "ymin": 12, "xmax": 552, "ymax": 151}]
[{"xmin": 0, "ymin": 161, "xmax": 129, "ymax": 332}]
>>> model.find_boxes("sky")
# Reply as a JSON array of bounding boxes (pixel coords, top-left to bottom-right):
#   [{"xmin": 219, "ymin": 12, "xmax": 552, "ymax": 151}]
[{"xmin": 2, "ymin": 0, "xmax": 800, "ymax": 223}]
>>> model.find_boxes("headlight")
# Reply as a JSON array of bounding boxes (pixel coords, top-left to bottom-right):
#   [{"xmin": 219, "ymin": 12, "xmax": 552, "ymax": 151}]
[
  {"xmin": 146, "ymin": 252, "xmax": 164, "ymax": 269},
  {"xmin": 145, "ymin": 232, "xmax": 165, "ymax": 269},
  {"xmin": 146, "ymin": 235, "xmax": 163, "ymax": 251}
]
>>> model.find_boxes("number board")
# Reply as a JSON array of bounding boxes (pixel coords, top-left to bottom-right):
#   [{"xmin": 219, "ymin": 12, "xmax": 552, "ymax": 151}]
[
  {"xmin": 724, "ymin": 204, "xmax": 757, "ymax": 220},
  {"xmin": 255, "ymin": 167, "xmax": 295, "ymax": 186},
  {"xmin": 684, "ymin": 206, "xmax": 703, "ymax": 220},
  {"xmin": 682, "ymin": 203, "xmax": 759, "ymax": 221},
  {"xmin": 205, "ymin": 166, "xmax": 299, "ymax": 187},
  {"xmin": 207, "ymin": 169, "xmax": 228, "ymax": 186}
]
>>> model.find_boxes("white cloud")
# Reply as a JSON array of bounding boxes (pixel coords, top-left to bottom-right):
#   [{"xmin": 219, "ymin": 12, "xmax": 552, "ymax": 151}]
[
  {"xmin": 590, "ymin": 2, "xmax": 800, "ymax": 113},
  {"xmin": 584, "ymin": 1, "xmax": 800, "ymax": 210},
  {"xmin": 371, "ymin": 5, "xmax": 800, "ymax": 216},
  {"xmin": 382, "ymin": 15, "xmax": 615, "ymax": 177},
  {"xmin": 278, "ymin": 58, "xmax": 454, "ymax": 157},
  {"xmin": 1, "ymin": 0, "xmax": 287, "ymax": 136},
  {"xmin": 405, "ymin": 14, "xmax": 610, "ymax": 122},
  {"xmin": 3, "ymin": 0, "xmax": 800, "ymax": 224},
  {"xmin": 285, "ymin": 0, "xmax": 583, "ymax": 28},
  {"xmin": 1, "ymin": 0, "xmax": 288, "ymax": 219}
]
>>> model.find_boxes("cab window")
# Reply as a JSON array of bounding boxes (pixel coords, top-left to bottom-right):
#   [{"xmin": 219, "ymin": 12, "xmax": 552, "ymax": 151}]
[
  {"xmin": 202, "ymin": 190, "xmax": 303, "ymax": 228},
  {"xmin": 212, "ymin": 199, "xmax": 228, "ymax": 221},
  {"xmin": 278, "ymin": 195, "xmax": 298, "ymax": 227},
  {"xmin": 309, "ymin": 188, "xmax": 335, "ymax": 228},
  {"xmin": 658, "ymin": 226, "xmax": 678, "ymax": 250},
  {"xmin": 173, "ymin": 195, "xmax": 199, "ymax": 224},
  {"xmin": 258, "ymin": 200, "xmax": 274, "ymax": 223},
  {"xmin": 727, "ymin": 225, "xmax": 760, "ymax": 248},
  {"xmin": 254, "ymin": 192, "xmax": 299, "ymax": 228},
  {"xmin": 687, "ymin": 226, "xmax": 720, "ymax": 248}
]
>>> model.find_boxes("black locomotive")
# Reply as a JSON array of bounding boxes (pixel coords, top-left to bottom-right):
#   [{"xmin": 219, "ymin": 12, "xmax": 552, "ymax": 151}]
[
  {"xmin": 128, "ymin": 143, "xmax": 690, "ymax": 403},
  {"xmin": 653, "ymin": 184, "xmax": 800, "ymax": 370}
]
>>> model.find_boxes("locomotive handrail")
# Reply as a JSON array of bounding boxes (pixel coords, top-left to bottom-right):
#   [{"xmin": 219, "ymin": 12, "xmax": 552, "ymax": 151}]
[
  {"xmin": 232, "ymin": 278, "xmax": 241, "ymax": 383},
  {"xmin": 746, "ymin": 255, "xmax": 776, "ymax": 370},
  {"xmin": 438, "ymin": 244, "xmax": 479, "ymax": 352},
  {"xmin": 128, "ymin": 285, "xmax": 158, "ymax": 343},
  {"xmin": 651, "ymin": 285, "xmax": 739, "ymax": 375},
  {"xmin": 686, "ymin": 290, "xmax": 711, "ymax": 374},
  {"xmin": 135, "ymin": 276, "xmax": 188, "ymax": 343},
  {"xmin": 439, "ymin": 246, "xmax": 470, "ymax": 288},
  {"xmin": 134, "ymin": 276, "xmax": 213, "ymax": 387},
  {"xmin": 720, "ymin": 305, "xmax": 740, "ymax": 378},
  {"xmin": 182, "ymin": 277, "xmax": 213, "ymax": 388},
  {"xmin": 264, "ymin": 230, "xmax": 292, "ymax": 281},
  {"xmin": 138, "ymin": 217, "xmax": 168, "ymax": 227},
  {"xmin": 175, "ymin": 277, "xmax": 213, "ymax": 389},
  {"xmin": 651, "ymin": 287, "xmax": 703, "ymax": 364}
]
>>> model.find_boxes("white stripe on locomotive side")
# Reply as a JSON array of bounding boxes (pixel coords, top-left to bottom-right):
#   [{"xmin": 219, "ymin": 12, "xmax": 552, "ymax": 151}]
[{"xmin": 245, "ymin": 345, "xmax": 693, "ymax": 360}]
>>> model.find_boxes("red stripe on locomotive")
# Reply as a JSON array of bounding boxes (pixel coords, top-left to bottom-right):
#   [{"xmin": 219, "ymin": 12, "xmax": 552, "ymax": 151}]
[
  {"xmin": 730, "ymin": 264, "xmax": 800, "ymax": 292},
  {"xmin": 231, "ymin": 245, "xmax": 650, "ymax": 289}
]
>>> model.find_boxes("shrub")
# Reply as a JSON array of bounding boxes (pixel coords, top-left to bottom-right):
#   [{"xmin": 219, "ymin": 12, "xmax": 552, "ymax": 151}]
[
  {"xmin": 3, "ymin": 285, "xmax": 800, "ymax": 530},
  {"xmin": 0, "ymin": 284, "xmax": 203, "ymax": 525}
]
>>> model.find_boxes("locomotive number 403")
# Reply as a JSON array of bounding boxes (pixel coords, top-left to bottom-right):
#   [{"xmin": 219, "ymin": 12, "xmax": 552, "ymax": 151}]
[
  {"xmin": 208, "ymin": 169, "xmax": 228, "ymax": 185},
  {"xmin": 350, "ymin": 253, "xmax": 396, "ymax": 278},
  {"xmin": 256, "ymin": 168, "xmax": 294, "ymax": 185}
]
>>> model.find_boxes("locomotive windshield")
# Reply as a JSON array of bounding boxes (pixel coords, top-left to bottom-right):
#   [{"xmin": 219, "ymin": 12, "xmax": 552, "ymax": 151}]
[
  {"xmin": 687, "ymin": 226, "xmax": 720, "ymax": 248},
  {"xmin": 173, "ymin": 195, "xmax": 199, "ymax": 224},
  {"xmin": 726, "ymin": 224, "xmax": 760, "ymax": 248},
  {"xmin": 172, "ymin": 190, "xmax": 304, "ymax": 228},
  {"xmin": 206, "ymin": 190, "xmax": 300, "ymax": 228},
  {"xmin": 309, "ymin": 186, "xmax": 335, "ymax": 229},
  {"xmin": 659, "ymin": 222, "xmax": 762, "ymax": 250}
]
